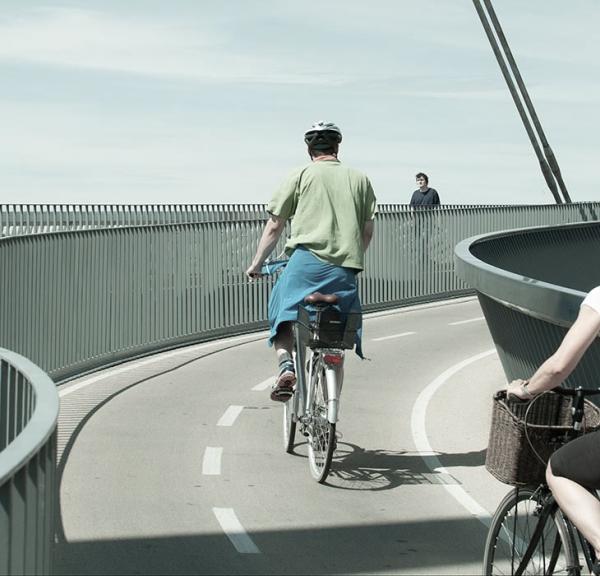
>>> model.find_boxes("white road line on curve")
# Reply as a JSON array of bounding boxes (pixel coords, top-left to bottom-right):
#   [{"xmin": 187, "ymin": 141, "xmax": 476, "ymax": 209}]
[
  {"xmin": 213, "ymin": 508, "xmax": 261, "ymax": 554},
  {"xmin": 372, "ymin": 331, "xmax": 417, "ymax": 342},
  {"xmin": 218, "ymin": 405, "xmax": 244, "ymax": 427},
  {"xmin": 202, "ymin": 447, "xmax": 223, "ymax": 475},
  {"xmin": 410, "ymin": 348, "xmax": 497, "ymax": 526},
  {"xmin": 252, "ymin": 378, "xmax": 273, "ymax": 391},
  {"xmin": 58, "ymin": 332, "xmax": 266, "ymax": 398},
  {"xmin": 448, "ymin": 316, "xmax": 485, "ymax": 326}
]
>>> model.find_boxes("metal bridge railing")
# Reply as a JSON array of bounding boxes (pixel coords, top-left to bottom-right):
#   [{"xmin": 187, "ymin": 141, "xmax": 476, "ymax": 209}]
[
  {"xmin": 2, "ymin": 203, "xmax": 600, "ymax": 382},
  {"xmin": 3, "ymin": 202, "xmax": 600, "ymax": 237},
  {"xmin": 0, "ymin": 348, "xmax": 58, "ymax": 576},
  {"xmin": 454, "ymin": 221, "xmax": 600, "ymax": 386},
  {"xmin": 0, "ymin": 204, "xmax": 267, "ymax": 237}
]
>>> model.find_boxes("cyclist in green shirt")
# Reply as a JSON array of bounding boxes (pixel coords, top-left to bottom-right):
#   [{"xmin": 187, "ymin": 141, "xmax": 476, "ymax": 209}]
[{"xmin": 245, "ymin": 121, "xmax": 377, "ymax": 401}]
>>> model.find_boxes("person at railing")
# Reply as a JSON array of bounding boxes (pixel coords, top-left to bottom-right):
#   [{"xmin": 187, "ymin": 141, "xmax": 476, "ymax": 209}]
[
  {"xmin": 410, "ymin": 172, "xmax": 440, "ymax": 208},
  {"xmin": 507, "ymin": 286, "xmax": 600, "ymax": 566},
  {"xmin": 245, "ymin": 121, "xmax": 377, "ymax": 402}
]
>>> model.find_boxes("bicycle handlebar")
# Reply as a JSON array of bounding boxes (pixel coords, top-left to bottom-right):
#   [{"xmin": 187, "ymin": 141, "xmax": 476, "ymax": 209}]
[{"xmin": 549, "ymin": 386, "xmax": 600, "ymax": 397}]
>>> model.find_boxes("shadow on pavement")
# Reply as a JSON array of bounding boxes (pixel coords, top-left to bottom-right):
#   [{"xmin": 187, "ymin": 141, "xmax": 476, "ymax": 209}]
[
  {"xmin": 54, "ymin": 516, "xmax": 486, "ymax": 575},
  {"xmin": 324, "ymin": 442, "xmax": 486, "ymax": 491}
]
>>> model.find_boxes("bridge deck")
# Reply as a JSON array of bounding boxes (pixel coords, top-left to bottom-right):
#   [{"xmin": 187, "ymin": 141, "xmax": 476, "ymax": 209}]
[{"xmin": 54, "ymin": 297, "xmax": 510, "ymax": 575}]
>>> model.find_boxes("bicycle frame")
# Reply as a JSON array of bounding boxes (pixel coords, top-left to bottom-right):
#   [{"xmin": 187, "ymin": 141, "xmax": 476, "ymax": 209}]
[{"xmin": 292, "ymin": 322, "xmax": 344, "ymax": 426}]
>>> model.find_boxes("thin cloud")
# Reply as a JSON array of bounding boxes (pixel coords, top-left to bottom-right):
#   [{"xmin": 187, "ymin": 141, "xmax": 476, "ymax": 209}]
[{"xmin": 0, "ymin": 6, "xmax": 347, "ymax": 85}]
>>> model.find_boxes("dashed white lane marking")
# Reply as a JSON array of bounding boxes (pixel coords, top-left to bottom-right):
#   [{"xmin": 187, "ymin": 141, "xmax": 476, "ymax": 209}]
[
  {"xmin": 448, "ymin": 316, "xmax": 485, "ymax": 326},
  {"xmin": 372, "ymin": 331, "xmax": 417, "ymax": 342},
  {"xmin": 202, "ymin": 447, "xmax": 223, "ymax": 475},
  {"xmin": 411, "ymin": 348, "xmax": 496, "ymax": 526},
  {"xmin": 218, "ymin": 405, "xmax": 244, "ymax": 427},
  {"xmin": 252, "ymin": 378, "xmax": 273, "ymax": 391},
  {"xmin": 58, "ymin": 332, "xmax": 267, "ymax": 398},
  {"xmin": 213, "ymin": 508, "xmax": 260, "ymax": 554}
]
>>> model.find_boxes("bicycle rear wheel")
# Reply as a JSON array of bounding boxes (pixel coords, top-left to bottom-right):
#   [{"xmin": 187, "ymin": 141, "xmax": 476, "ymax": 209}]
[
  {"xmin": 283, "ymin": 391, "xmax": 297, "ymax": 453},
  {"xmin": 483, "ymin": 487, "xmax": 579, "ymax": 575},
  {"xmin": 307, "ymin": 361, "xmax": 335, "ymax": 483}
]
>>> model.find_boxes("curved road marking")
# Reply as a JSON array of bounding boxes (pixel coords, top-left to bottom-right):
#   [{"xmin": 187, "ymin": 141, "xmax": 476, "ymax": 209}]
[
  {"xmin": 58, "ymin": 332, "xmax": 267, "ymax": 398},
  {"xmin": 372, "ymin": 331, "xmax": 416, "ymax": 342},
  {"xmin": 448, "ymin": 316, "xmax": 485, "ymax": 326},
  {"xmin": 202, "ymin": 447, "xmax": 223, "ymax": 475},
  {"xmin": 411, "ymin": 348, "xmax": 496, "ymax": 526},
  {"xmin": 213, "ymin": 508, "xmax": 260, "ymax": 554},
  {"xmin": 218, "ymin": 405, "xmax": 244, "ymax": 427}
]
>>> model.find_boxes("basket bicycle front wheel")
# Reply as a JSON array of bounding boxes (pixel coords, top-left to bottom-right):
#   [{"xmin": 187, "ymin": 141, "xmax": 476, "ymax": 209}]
[
  {"xmin": 307, "ymin": 363, "xmax": 335, "ymax": 483},
  {"xmin": 483, "ymin": 487, "xmax": 579, "ymax": 575}
]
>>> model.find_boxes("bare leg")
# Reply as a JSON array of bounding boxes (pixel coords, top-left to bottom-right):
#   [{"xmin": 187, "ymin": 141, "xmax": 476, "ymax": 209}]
[
  {"xmin": 270, "ymin": 322, "xmax": 296, "ymax": 401},
  {"xmin": 273, "ymin": 321, "xmax": 294, "ymax": 362},
  {"xmin": 546, "ymin": 461, "xmax": 600, "ymax": 558}
]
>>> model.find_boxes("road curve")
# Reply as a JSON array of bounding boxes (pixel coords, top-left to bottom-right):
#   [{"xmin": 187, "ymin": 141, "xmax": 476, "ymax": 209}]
[{"xmin": 55, "ymin": 297, "xmax": 512, "ymax": 575}]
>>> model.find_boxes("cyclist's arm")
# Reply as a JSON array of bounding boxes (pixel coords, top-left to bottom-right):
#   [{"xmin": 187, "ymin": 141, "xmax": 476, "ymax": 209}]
[
  {"xmin": 245, "ymin": 214, "xmax": 286, "ymax": 278},
  {"xmin": 508, "ymin": 304, "xmax": 600, "ymax": 399},
  {"xmin": 363, "ymin": 219, "xmax": 375, "ymax": 251}
]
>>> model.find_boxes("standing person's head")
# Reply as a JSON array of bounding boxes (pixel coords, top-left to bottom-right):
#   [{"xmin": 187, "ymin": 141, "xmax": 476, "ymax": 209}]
[
  {"xmin": 416, "ymin": 172, "xmax": 429, "ymax": 190},
  {"xmin": 304, "ymin": 121, "xmax": 342, "ymax": 159}
]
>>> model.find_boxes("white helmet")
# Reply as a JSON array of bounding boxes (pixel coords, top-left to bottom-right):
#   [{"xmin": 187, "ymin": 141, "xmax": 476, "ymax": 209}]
[{"xmin": 304, "ymin": 121, "xmax": 343, "ymax": 150}]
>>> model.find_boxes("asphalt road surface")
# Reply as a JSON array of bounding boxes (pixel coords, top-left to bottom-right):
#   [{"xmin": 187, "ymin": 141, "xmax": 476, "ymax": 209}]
[{"xmin": 54, "ymin": 296, "xmax": 512, "ymax": 575}]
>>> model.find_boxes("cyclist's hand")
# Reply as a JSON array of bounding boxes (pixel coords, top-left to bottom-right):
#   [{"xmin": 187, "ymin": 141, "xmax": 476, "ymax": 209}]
[
  {"xmin": 245, "ymin": 264, "xmax": 263, "ymax": 281},
  {"xmin": 507, "ymin": 379, "xmax": 531, "ymax": 401}
]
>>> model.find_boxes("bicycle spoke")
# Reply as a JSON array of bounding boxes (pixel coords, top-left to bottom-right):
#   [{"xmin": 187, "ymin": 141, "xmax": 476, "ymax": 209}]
[
  {"xmin": 484, "ymin": 488, "xmax": 578, "ymax": 575},
  {"xmin": 307, "ymin": 362, "xmax": 336, "ymax": 483}
]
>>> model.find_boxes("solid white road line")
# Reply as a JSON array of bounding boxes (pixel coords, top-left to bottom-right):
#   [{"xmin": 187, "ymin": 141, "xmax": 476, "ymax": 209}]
[
  {"xmin": 448, "ymin": 316, "xmax": 485, "ymax": 326},
  {"xmin": 372, "ymin": 331, "xmax": 417, "ymax": 342},
  {"xmin": 411, "ymin": 348, "xmax": 497, "ymax": 525},
  {"xmin": 202, "ymin": 447, "xmax": 223, "ymax": 475},
  {"xmin": 218, "ymin": 405, "xmax": 244, "ymax": 427},
  {"xmin": 58, "ymin": 332, "xmax": 267, "ymax": 398},
  {"xmin": 213, "ymin": 508, "xmax": 260, "ymax": 554},
  {"xmin": 252, "ymin": 378, "xmax": 273, "ymax": 391}
]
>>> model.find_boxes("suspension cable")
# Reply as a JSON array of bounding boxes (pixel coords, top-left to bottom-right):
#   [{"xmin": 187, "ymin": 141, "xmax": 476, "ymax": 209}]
[{"xmin": 472, "ymin": 0, "xmax": 569, "ymax": 204}]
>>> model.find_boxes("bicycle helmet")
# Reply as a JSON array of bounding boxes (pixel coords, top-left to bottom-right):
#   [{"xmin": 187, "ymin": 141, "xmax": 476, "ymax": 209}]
[{"xmin": 304, "ymin": 121, "xmax": 343, "ymax": 150}]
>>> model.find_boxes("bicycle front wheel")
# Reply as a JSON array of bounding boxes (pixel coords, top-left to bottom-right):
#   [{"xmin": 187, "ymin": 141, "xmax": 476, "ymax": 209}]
[
  {"xmin": 483, "ymin": 487, "xmax": 579, "ymax": 575},
  {"xmin": 307, "ymin": 362, "xmax": 335, "ymax": 483}
]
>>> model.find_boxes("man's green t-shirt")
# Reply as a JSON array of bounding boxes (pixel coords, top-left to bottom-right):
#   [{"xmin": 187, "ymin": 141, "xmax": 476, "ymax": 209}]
[{"xmin": 267, "ymin": 159, "xmax": 377, "ymax": 271}]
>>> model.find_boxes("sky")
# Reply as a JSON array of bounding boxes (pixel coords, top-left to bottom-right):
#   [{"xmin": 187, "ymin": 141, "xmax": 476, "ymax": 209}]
[{"xmin": 1, "ymin": 1, "xmax": 599, "ymax": 206}]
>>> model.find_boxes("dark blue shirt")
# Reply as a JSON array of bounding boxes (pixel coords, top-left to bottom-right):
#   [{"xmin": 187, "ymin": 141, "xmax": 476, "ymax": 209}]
[{"xmin": 410, "ymin": 187, "xmax": 440, "ymax": 208}]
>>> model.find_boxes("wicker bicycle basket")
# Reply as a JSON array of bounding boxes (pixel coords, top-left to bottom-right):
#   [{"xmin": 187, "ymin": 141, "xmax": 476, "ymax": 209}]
[{"xmin": 486, "ymin": 389, "xmax": 600, "ymax": 487}]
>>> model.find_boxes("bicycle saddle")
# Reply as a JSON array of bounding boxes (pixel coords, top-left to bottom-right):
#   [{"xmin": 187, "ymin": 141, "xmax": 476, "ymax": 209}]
[{"xmin": 304, "ymin": 292, "xmax": 338, "ymax": 304}]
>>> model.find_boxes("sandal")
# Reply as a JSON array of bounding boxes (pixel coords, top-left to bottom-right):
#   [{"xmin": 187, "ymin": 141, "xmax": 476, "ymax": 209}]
[{"xmin": 270, "ymin": 368, "xmax": 296, "ymax": 402}]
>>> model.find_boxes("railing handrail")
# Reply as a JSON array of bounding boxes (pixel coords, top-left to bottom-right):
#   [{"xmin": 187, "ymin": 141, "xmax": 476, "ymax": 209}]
[
  {"xmin": 454, "ymin": 221, "xmax": 593, "ymax": 327},
  {"xmin": 0, "ymin": 347, "xmax": 59, "ymax": 484}
]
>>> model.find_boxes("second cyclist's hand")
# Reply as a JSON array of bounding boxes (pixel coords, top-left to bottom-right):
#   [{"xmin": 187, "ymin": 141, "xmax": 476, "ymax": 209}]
[
  {"xmin": 245, "ymin": 263, "xmax": 263, "ymax": 280},
  {"xmin": 507, "ymin": 379, "xmax": 529, "ymax": 400}
]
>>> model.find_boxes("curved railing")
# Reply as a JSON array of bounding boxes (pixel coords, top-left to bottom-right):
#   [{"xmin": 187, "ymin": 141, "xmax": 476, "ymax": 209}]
[
  {"xmin": 2, "ymin": 204, "xmax": 600, "ymax": 382},
  {"xmin": 0, "ymin": 348, "xmax": 59, "ymax": 575},
  {"xmin": 455, "ymin": 221, "xmax": 600, "ymax": 385}
]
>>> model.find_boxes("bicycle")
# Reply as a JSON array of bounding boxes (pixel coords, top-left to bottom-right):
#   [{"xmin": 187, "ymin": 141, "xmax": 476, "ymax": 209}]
[
  {"xmin": 484, "ymin": 387, "xmax": 600, "ymax": 575},
  {"xmin": 259, "ymin": 259, "xmax": 361, "ymax": 483},
  {"xmin": 283, "ymin": 294, "xmax": 360, "ymax": 483}
]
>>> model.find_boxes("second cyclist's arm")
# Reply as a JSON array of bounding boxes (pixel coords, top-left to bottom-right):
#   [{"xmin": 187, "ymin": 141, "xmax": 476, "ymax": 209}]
[
  {"xmin": 508, "ymin": 304, "xmax": 600, "ymax": 398},
  {"xmin": 246, "ymin": 214, "xmax": 287, "ymax": 276},
  {"xmin": 362, "ymin": 219, "xmax": 374, "ymax": 251}
]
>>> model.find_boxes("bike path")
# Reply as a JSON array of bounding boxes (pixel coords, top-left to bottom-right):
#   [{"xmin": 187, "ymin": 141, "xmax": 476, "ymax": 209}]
[{"xmin": 54, "ymin": 297, "xmax": 512, "ymax": 575}]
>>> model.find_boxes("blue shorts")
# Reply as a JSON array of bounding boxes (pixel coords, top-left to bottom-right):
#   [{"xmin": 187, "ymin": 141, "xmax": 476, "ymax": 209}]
[{"xmin": 267, "ymin": 246, "xmax": 363, "ymax": 356}]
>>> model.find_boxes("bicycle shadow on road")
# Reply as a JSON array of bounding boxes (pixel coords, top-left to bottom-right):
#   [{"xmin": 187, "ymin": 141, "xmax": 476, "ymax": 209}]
[{"xmin": 324, "ymin": 441, "xmax": 486, "ymax": 491}]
